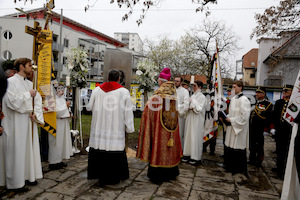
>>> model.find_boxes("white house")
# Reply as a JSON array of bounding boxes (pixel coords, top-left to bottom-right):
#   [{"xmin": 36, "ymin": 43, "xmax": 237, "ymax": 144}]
[
  {"xmin": 256, "ymin": 30, "xmax": 300, "ymax": 86},
  {"xmin": 114, "ymin": 32, "xmax": 143, "ymax": 53}
]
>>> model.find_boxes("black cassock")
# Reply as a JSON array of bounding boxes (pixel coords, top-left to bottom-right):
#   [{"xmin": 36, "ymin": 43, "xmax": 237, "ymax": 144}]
[
  {"xmin": 273, "ymin": 98, "xmax": 293, "ymax": 177},
  {"xmin": 249, "ymin": 99, "xmax": 273, "ymax": 166}
]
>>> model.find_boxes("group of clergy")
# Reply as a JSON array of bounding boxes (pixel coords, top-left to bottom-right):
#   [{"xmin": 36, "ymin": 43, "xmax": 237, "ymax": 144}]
[
  {"xmin": 0, "ymin": 58, "xmax": 299, "ymax": 199},
  {"xmin": 0, "ymin": 58, "xmax": 73, "ymax": 192},
  {"xmin": 136, "ymin": 67, "xmax": 299, "ymax": 199}
]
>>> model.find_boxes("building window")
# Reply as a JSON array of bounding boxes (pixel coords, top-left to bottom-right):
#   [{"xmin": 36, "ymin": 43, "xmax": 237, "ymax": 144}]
[
  {"xmin": 3, "ymin": 50, "xmax": 12, "ymax": 60},
  {"xmin": 88, "ymin": 47, "xmax": 94, "ymax": 54},
  {"xmin": 63, "ymin": 56, "xmax": 67, "ymax": 65},
  {"xmin": 79, "ymin": 44, "xmax": 85, "ymax": 49},
  {"xmin": 3, "ymin": 30, "xmax": 12, "ymax": 40},
  {"xmin": 64, "ymin": 38, "xmax": 69, "ymax": 48},
  {"xmin": 53, "ymin": 52, "xmax": 58, "ymax": 62},
  {"xmin": 250, "ymin": 73, "xmax": 255, "ymax": 78},
  {"xmin": 53, "ymin": 34, "xmax": 58, "ymax": 43}
]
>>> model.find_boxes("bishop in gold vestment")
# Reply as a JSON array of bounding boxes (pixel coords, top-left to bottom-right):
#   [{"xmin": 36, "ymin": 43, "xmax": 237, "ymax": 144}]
[{"xmin": 137, "ymin": 68, "xmax": 182, "ymax": 184}]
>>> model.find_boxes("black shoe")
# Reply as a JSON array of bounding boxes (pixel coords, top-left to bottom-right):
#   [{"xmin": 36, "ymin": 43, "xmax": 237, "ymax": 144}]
[
  {"xmin": 182, "ymin": 156, "xmax": 190, "ymax": 163},
  {"xmin": 189, "ymin": 159, "xmax": 201, "ymax": 165},
  {"xmin": 59, "ymin": 162, "xmax": 67, "ymax": 168},
  {"xmin": 8, "ymin": 186, "xmax": 29, "ymax": 193},
  {"xmin": 25, "ymin": 180, "xmax": 38, "ymax": 186},
  {"xmin": 49, "ymin": 163, "xmax": 62, "ymax": 170}
]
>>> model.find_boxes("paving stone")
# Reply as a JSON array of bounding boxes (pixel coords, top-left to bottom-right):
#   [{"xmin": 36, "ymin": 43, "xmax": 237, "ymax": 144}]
[
  {"xmin": 238, "ymin": 190, "xmax": 280, "ymax": 200},
  {"xmin": 36, "ymin": 178, "xmax": 58, "ymax": 190},
  {"xmin": 35, "ymin": 192, "xmax": 74, "ymax": 200},
  {"xmin": 77, "ymin": 188, "xmax": 123, "ymax": 200},
  {"xmin": 129, "ymin": 168, "xmax": 142, "ymax": 180},
  {"xmin": 152, "ymin": 197, "xmax": 173, "ymax": 200},
  {"xmin": 65, "ymin": 156, "xmax": 88, "ymax": 172},
  {"xmin": 178, "ymin": 168, "xmax": 195, "ymax": 179},
  {"xmin": 193, "ymin": 177, "xmax": 235, "ymax": 195},
  {"xmin": 188, "ymin": 190, "xmax": 236, "ymax": 200},
  {"xmin": 47, "ymin": 171, "xmax": 97, "ymax": 197},
  {"xmin": 128, "ymin": 157, "xmax": 148, "ymax": 170},
  {"xmin": 135, "ymin": 167, "xmax": 151, "ymax": 183},
  {"xmin": 155, "ymin": 177, "xmax": 193, "ymax": 199},
  {"xmin": 44, "ymin": 170, "xmax": 77, "ymax": 182},
  {"xmin": 195, "ymin": 168, "xmax": 233, "ymax": 182},
  {"xmin": 5, "ymin": 187, "xmax": 44, "ymax": 200},
  {"xmin": 233, "ymin": 171, "xmax": 279, "ymax": 196},
  {"xmin": 116, "ymin": 181, "xmax": 158, "ymax": 200},
  {"xmin": 106, "ymin": 179, "xmax": 133, "ymax": 189}
]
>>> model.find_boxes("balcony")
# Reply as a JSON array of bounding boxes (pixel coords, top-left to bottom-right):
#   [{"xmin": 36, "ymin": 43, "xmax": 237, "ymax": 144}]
[
  {"xmin": 87, "ymin": 52, "xmax": 104, "ymax": 61},
  {"xmin": 89, "ymin": 68, "xmax": 100, "ymax": 76}
]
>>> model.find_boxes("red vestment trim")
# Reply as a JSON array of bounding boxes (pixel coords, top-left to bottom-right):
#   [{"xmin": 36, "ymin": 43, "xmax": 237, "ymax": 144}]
[{"xmin": 100, "ymin": 82, "xmax": 123, "ymax": 92}]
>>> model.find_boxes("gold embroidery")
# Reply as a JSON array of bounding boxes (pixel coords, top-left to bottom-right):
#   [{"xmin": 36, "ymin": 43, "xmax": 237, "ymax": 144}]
[{"xmin": 160, "ymin": 100, "xmax": 178, "ymax": 133}]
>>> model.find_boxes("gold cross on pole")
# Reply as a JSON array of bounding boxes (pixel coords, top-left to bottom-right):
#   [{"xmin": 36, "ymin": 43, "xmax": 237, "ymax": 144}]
[{"xmin": 25, "ymin": 21, "xmax": 47, "ymax": 65}]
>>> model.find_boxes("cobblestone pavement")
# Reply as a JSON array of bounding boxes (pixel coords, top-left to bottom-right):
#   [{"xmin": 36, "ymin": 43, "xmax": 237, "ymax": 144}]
[{"xmin": 0, "ymin": 135, "xmax": 283, "ymax": 200}]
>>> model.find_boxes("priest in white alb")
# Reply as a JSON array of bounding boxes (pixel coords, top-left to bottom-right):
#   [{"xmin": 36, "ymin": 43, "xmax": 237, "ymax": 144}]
[
  {"xmin": 182, "ymin": 80, "xmax": 207, "ymax": 165},
  {"xmin": 223, "ymin": 81, "xmax": 251, "ymax": 176},
  {"xmin": 173, "ymin": 76, "xmax": 189, "ymax": 148},
  {"xmin": 48, "ymin": 83, "xmax": 73, "ymax": 170},
  {"xmin": 0, "ymin": 58, "xmax": 44, "ymax": 190},
  {"xmin": 87, "ymin": 69, "xmax": 134, "ymax": 187},
  {"xmin": 281, "ymin": 111, "xmax": 300, "ymax": 200}
]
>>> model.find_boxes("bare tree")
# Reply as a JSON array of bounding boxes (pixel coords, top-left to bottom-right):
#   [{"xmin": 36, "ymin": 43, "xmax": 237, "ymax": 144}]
[
  {"xmin": 14, "ymin": 0, "xmax": 218, "ymax": 26},
  {"xmin": 251, "ymin": 0, "xmax": 300, "ymax": 38},
  {"xmin": 142, "ymin": 19, "xmax": 238, "ymax": 78},
  {"xmin": 185, "ymin": 19, "xmax": 239, "ymax": 77}
]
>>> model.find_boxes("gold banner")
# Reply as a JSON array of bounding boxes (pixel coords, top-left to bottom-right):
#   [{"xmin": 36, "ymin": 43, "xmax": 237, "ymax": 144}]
[
  {"xmin": 40, "ymin": 112, "xmax": 56, "ymax": 137},
  {"xmin": 37, "ymin": 30, "xmax": 56, "ymax": 137},
  {"xmin": 37, "ymin": 30, "xmax": 52, "ymax": 97}
]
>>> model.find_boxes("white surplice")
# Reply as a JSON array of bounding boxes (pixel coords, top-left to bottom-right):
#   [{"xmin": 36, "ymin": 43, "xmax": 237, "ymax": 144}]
[
  {"xmin": 176, "ymin": 86, "xmax": 189, "ymax": 148},
  {"xmin": 281, "ymin": 123, "xmax": 300, "ymax": 200},
  {"xmin": 88, "ymin": 86, "xmax": 134, "ymax": 151},
  {"xmin": 224, "ymin": 93, "xmax": 251, "ymax": 149},
  {"xmin": 183, "ymin": 89, "xmax": 207, "ymax": 161},
  {"xmin": 48, "ymin": 94, "xmax": 73, "ymax": 164},
  {"xmin": 0, "ymin": 74, "xmax": 44, "ymax": 189}
]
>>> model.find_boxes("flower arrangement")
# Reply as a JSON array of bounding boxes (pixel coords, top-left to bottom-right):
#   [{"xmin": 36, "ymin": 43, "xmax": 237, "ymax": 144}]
[
  {"xmin": 67, "ymin": 48, "xmax": 89, "ymax": 88},
  {"xmin": 136, "ymin": 59, "xmax": 159, "ymax": 93}
]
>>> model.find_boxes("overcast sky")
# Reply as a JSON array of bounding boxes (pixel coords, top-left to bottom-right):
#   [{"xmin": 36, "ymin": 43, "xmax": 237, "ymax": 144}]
[{"xmin": 0, "ymin": 0, "xmax": 279, "ymax": 73}]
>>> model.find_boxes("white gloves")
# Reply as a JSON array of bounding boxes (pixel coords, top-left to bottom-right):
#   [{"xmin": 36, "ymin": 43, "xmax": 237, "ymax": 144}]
[{"xmin": 270, "ymin": 129, "xmax": 276, "ymax": 135}]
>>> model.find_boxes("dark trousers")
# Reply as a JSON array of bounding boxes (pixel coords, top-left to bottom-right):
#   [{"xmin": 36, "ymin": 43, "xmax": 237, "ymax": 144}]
[
  {"xmin": 224, "ymin": 145, "xmax": 247, "ymax": 174},
  {"xmin": 40, "ymin": 128, "xmax": 49, "ymax": 162},
  {"xmin": 203, "ymin": 137, "xmax": 216, "ymax": 154},
  {"xmin": 249, "ymin": 127, "xmax": 264, "ymax": 165},
  {"xmin": 277, "ymin": 129, "xmax": 292, "ymax": 176}
]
